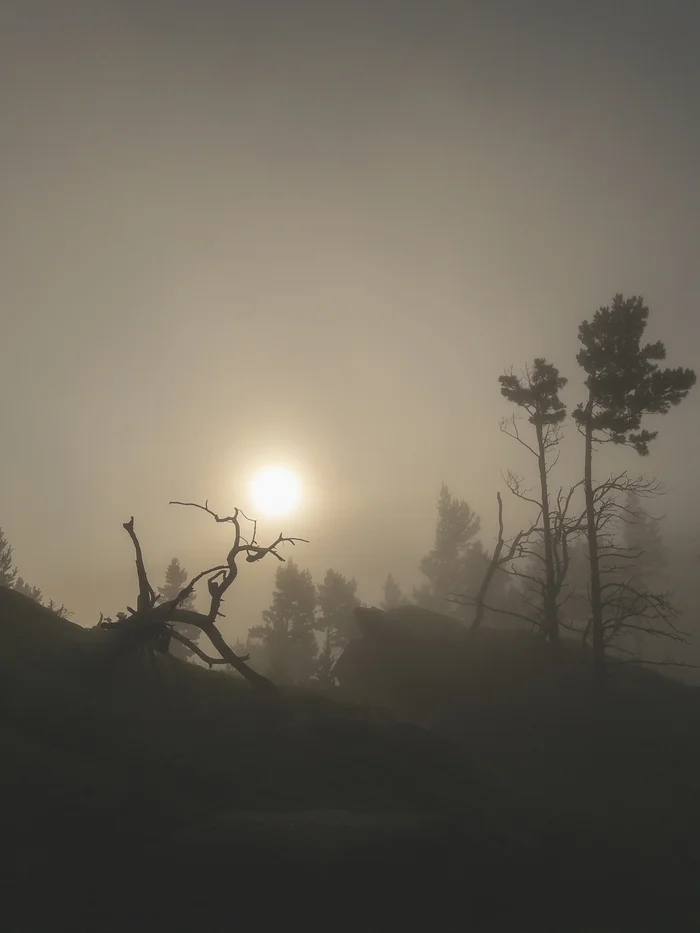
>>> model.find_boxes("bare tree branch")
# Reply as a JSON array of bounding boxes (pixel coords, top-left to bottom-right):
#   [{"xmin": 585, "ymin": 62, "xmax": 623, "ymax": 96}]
[
  {"xmin": 448, "ymin": 594, "xmax": 540, "ymax": 628},
  {"xmin": 108, "ymin": 504, "xmax": 309, "ymax": 696},
  {"xmin": 169, "ymin": 610, "xmax": 276, "ymax": 693},
  {"xmin": 168, "ymin": 627, "xmax": 249, "ymax": 667},
  {"xmin": 500, "ymin": 414, "xmax": 540, "ymax": 459},
  {"xmin": 502, "ymin": 470, "xmax": 543, "ymax": 511},
  {"xmin": 469, "ymin": 493, "xmax": 538, "ymax": 632},
  {"xmin": 169, "ymin": 500, "xmax": 308, "ymax": 624},
  {"xmin": 122, "ymin": 517, "xmax": 157, "ymax": 613}
]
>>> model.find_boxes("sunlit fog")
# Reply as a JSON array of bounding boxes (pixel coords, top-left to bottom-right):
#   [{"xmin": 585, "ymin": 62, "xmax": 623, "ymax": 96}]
[{"xmin": 2, "ymin": 1, "xmax": 700, "ymax": 927}]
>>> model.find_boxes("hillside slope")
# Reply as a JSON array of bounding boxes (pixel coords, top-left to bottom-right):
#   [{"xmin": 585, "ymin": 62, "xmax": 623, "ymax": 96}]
[{"xmin": 3, "ymin": 588, "xmax": 700, "ymax": 930}]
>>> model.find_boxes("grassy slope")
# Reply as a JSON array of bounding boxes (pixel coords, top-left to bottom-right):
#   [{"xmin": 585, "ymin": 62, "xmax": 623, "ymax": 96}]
[
  {"xmin": 0, "ymin": 592, "xmax": 488, "ymax": 893},
  {"xmin": 337, "ymin": 624, "xmax": 700, "ymax": 817},
  {"xmin": 3, "ymin": 587, "xmax": 700, "ymax": 930}
]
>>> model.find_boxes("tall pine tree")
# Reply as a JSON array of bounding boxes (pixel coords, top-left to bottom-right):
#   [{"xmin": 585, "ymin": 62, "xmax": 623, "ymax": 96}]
[
  {"xmin": 158, "ymin": 558, "xmax": 198, "ymax": 662},
  {"xmin": 250, "ymin": 559, "xmax": 317, "ymax": 684},
  {"xmin": 574, "ymin": 294, "xmax": 696, "ymax": 687}
]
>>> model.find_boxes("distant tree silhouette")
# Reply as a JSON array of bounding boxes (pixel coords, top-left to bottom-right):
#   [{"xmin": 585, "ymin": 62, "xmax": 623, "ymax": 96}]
[
  {"xmin": 574, "ymin": 294, "xmax": 696, "ymax": 689},
  {"xmin": 14, "ymin": 574, "xmax": 70, "ymax": 618},
  {"xmin": 380, "ymin": 573, "xmax": 405, "ymax": 611},
  {"xmin": 0, "ymin": 527, "xmax": 69, "ymax": 615},
  {"xmin": 232, "ymin": 636, "xmax": 264, "ymax": 672},
  {"xmin": 315, "ymin": 569, "xmax": 361, "ymax": 649},
  {"xmin": 311, "ymin": 569, "xmax": 361, "ymax": 686},
  {"xmin": 312, "ymin": 639, "xmax": 336, "ymax": 689},
  {"xmin": 158, "ymin": 558, "xmax": 199, "ymax": 662},
  {"xmin": 622, "ymin": 493, "xmax": 667, "ymax": 587},
  {"xmin": 621, "ymin": 494, "xmax": 675, "ymax": 658},
  {"xmin": 414, "ymin": 484, "xmax": 481, "ymax": 618},
  {"xmin": 499, "ymin": 358, "xmax": 568, "ymax": 645},
  {"xmin": 0, "ymin": 526, "xmax": 17, "ymax": 588},
  {"xmin": 588, "ymin": 478, "xmax": 682, "ymax": 661},
  {"xmin": 15, "ymin": 577, "xmax": 43, "ymax": 603},
  {"xmin": 250, "ymin": 559, "xmax": 318, "ymax": 684},
  {"xmin": 45, "ymin": 598, "xmax": 71, "ymax": 619}
]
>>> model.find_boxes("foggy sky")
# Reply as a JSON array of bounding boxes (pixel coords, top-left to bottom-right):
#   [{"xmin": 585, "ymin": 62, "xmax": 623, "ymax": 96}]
[{"xmin": 1, "ymin": 1, "xmax": 699, "ymax": 638}]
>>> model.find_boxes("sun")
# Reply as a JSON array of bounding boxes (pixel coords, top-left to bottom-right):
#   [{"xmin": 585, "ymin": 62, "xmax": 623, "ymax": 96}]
[{"xmin": 249, "ymin": 466, "xmax": 301, "ymax": 517}]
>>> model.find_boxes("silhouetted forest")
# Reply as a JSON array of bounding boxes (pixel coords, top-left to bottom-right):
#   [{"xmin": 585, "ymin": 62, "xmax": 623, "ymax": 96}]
[{"xmin": 3, "ymin": 296, "xmax": 700, "ymax": 930}]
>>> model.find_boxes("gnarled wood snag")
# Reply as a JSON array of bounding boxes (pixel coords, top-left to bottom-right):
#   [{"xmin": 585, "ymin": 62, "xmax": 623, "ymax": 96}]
[{"xmin": 103, "ymin": 501, "xmax": 308, "ymax": 697}]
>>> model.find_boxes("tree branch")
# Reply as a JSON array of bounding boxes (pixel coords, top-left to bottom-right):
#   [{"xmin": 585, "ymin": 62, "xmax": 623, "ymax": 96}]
[
  {"xmin": 169, "ymin": 500, "xmax": 308, "ymax": 623},
  {"xmin": 122, "ymin": 517, "xmax": 157, "ymax": 613},
  {"xmin": 448, "ymin": 595, "xmax": 539, "ymax": 628},
  {"xmin": 168, "ymin": 627, "xmax": 249, "ymax": 667},
  {"xmin": 112, "ymin": 502, "xmax": 309, "ymax": 696}
]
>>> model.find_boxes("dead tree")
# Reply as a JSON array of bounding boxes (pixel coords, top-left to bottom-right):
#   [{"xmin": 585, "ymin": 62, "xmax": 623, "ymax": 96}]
[{"xmin": 102, "ymin": 502, "xmax": 308, "ymax": 697}]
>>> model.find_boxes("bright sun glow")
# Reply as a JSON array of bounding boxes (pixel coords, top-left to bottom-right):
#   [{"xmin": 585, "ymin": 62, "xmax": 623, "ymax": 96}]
[{"xmin": 249, "ymin": 466, "xmax": 302, "ymax": 517}]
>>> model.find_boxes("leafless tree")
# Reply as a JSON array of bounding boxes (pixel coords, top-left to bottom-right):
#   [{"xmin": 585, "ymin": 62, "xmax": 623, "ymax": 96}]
[{"xmin": 100, "ymin": 501, "xmax": 308, "ymax": 697}]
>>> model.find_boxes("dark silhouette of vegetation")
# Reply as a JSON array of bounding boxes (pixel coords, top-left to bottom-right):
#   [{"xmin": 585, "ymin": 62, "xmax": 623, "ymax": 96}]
[
  {"xmin": 622, "ymin": 491, "xmax": 667, "ymax": 586},
  {"xmin": 414, "ymin": 483, "xmax": 482, "ymax": 617},
  {"xmin": 576, "ymin": 474, "xmax": 685, "ymax": 663},
  {"xmin": 380, "ymin": 573, "xmax": 406, "ymax": 611},
  {"xmin": 310, "ymin": 568, "xmax": 361, "ymax": 686},
  {"xmin": 315, "ymin": 568, "xmax": 361, "ymax": 650},
  {"xmin": 0, "ymin": 526, "xmax": 70, "ymax": 617},
  {"xmin": 573, "ymin": 294, "xmax": 696, "ymax": 688},
  {"xmin": 15, "ymin": 576, "xmax": 44, "ymax": 603},
  {"xmin": 0, "ymin": 526, "xmax": 17, "ymax": 588},
  {"xmin": 158, "ymin": 557, "xmax": 198, "ymax": 662},
  {"xmin": 101, "ymin": 501, "xmax": 308, "ymax": 695},
  {"xmin": 499, "ymin": 358, "xmax": 568, "ymax": 645},
  {"xmin": 249, "ymin": 558, "xmax": 318, "ymax": 684},
  {"xmin": 457, "ymin": 492, "xmax": 538, "ymax": 632}
]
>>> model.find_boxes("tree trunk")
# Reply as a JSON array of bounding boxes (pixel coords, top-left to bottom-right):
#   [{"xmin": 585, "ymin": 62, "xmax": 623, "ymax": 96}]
[
  {"xmin": 203, "ymin": 622, "xmax": 279, "ymax": 697},
  {"xmin": 583, "ymin": 405, "xmax": 606, "ymax": 695},
  {"xmin": 536, "ymin": 426, "xmax": 559, "ymax": 647},
  {"xmin": 170, "ymin": 609, "xmax": 279, "ymax": 697},
  {"xmin": 470, "ymin": 492, "xmax": 509, "ymax": 634}
]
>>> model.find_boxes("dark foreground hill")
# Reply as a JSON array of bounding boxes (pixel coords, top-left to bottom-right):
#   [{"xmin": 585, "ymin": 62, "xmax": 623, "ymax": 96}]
[
  {"xmin": 2, "ymin": 589, "xmax": 700, "ymax": 930},
  {"xmin": 338, "ymin": 607, "xmax": 700, "ymax": 839}
]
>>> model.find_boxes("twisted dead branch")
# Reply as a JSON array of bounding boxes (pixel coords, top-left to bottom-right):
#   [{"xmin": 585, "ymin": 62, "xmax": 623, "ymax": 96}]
[{"xmin": 102, "ymin": 502, "xmax": 308, "ymax": 696}]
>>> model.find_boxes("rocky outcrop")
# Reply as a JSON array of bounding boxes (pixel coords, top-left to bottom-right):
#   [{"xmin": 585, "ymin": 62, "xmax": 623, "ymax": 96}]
[{"xmin": 354, "ymin": 604, "xmax": 472, "ymax": 644}]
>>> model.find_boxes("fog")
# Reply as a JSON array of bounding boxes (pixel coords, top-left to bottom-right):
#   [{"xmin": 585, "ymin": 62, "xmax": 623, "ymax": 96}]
[{"xmin": 1, "ymin": 0, "xmax": 699, "ymax": 642}]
